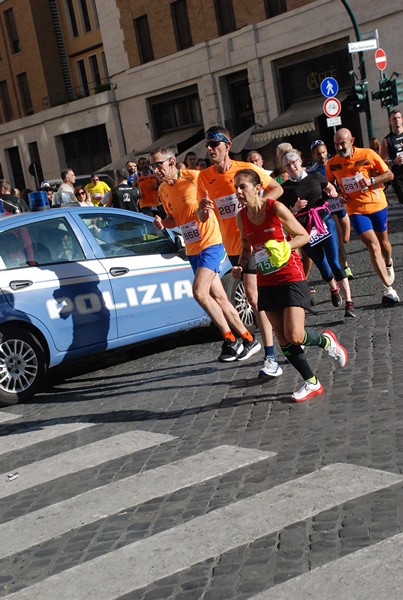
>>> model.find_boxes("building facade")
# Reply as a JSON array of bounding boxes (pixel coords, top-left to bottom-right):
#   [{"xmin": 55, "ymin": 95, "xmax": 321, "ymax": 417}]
[{"xmin": 0, "ymin": 0, "xmax": 401, "ymax": 187}]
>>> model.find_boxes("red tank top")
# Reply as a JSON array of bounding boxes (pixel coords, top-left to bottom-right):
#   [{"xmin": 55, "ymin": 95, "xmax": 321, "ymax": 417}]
[{"xmin": 240, "ymin": 199, "xmax": 305, "ymax": 287}]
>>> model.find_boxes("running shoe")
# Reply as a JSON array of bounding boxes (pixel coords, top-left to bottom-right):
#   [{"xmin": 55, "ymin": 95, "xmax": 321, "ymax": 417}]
[
  {"xmin": 330, "ymin": 287, "xmax": 342, "ymax": 307},
  {"xmin": 258, "ymin": 356, "xmax": 283, "ymax": 378},
  {"xmin": 309, "ymin": 286, "xmax": 316, "ymax": 294},
  {"xmin": 291, "ymin": 379, "xmax": 324, "ymax": 402},
  {"xmin": 237, "ymin": 338, "xmax": 262, "ymax": 361},
  {"xmin": 218, "ymin": 338, "xmax": 244, "ymax": 362},
  {"xmin": 344, "ymin": 301, "xmax": 356, "ymax": 318},
  {"xmin": 386, "ymin": 260, "xmax": 395, "ymax": 285},
  {"xmin": 381, "ymin": 286, "xmax": 400, "ymax": 305},
  {"xmin": 322, "ymin": 329, "xmax": 348, "ymax": 367},
  {"xmin": 345, "ymin": 266, "xmax": 354, "ymax": 280}
]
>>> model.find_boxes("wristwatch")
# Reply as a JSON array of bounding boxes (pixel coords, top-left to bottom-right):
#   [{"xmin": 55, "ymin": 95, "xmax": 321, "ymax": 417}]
[{"xmin": 370, "ymin": 177, "xmax": 376, "ymax": 186}]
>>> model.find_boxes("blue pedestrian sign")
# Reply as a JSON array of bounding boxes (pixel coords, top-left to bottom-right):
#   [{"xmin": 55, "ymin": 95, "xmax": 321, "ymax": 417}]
[{"xmin": 320, "ymin": 77, "xmax": 339, "ymax": 98}]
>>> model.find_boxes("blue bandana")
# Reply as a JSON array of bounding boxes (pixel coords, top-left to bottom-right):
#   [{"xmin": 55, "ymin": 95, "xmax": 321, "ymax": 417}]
[{"xmin": 205, "ymin": 131, "xmax": 230, "ymax": 143}]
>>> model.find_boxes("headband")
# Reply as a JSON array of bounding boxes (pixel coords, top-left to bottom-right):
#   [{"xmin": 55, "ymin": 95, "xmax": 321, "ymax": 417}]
[{"xmin": 205, "ymin": 131, "xmax": 230, "ymax": 143}]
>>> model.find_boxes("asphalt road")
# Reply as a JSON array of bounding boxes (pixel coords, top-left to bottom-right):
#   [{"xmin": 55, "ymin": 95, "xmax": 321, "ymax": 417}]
[{"xmin": 1, "ymin": 200, "xmax": 403, "ymax": 599}]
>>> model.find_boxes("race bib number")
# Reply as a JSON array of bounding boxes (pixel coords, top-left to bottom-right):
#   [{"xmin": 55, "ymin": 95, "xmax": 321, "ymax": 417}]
[
  {"xmin": 341, "ymin": 176, "xmax": 361, "ymax": 194},
  {"xmin": 309, "ymin": 222, "xmax": 331, "ymax": 246},
  {"xmin": 255, "ymin": 249, "xmax": 281, "ymax": 276},
  {"xmin": 327, "ymin": 196, "xmax": 344, "ymax": 212},
  {"xmin": 215, "ymin": 194, "xmax": 241, "ymax": 219},
  {"xmin": 180, "ymin": 220, "xmax": 202, "ymax": 244}
]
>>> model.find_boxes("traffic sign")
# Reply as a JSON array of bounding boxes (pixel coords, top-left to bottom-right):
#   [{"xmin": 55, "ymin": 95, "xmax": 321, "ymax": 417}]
[
  {"xmin": 327, "ymin": 116, "xmax": 342, "ymax": 128},
  {"xmin": 320, "ymin": 77, "xmax": 339, "ymax": 98},
  {"xmin": 323, "ymin": 97, "xmax": 341, "ymax": 118},
  {"xmin": 375, "ymin": 48, "xmax": 387, "ymax": 71},
  {"xmin": 348, "ymin": 39, "xmax": 378, "ymax": 53}
]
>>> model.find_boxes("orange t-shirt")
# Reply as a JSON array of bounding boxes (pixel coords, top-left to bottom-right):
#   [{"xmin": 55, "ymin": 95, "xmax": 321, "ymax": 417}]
[
  {"xmin": 158, "ymin": 169, "xmax": 222, "ymax": 256},
  {"xmin": 138, "ymin": 172, "xmax": 159, "ymax": 208},
  {"xmin": 197, "ymin": 161, "xmax": 273, "ymax": 256},
  {"xmin": 326, "ymin": 147, "xmax": 389, "ymax": 215}
]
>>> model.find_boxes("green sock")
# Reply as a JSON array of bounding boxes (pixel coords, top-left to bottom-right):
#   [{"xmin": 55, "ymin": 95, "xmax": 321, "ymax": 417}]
[{"xmin": 307, "ymin": 375, "xmax": 317, "ymax": 384}]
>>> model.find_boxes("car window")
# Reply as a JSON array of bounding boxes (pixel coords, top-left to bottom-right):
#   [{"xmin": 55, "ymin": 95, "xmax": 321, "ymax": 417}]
[
  {"xmin": 0, "ymin": 217, "xmax": 85, "ymax": 269},
  {"xmin": 79, "ymin": 213, "xmax": 176, "ymax": 257}
]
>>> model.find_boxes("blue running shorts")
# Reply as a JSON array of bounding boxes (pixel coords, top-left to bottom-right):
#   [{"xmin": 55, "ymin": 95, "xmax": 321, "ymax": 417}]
[
  {"xmin": 188, "ymin": 243, "xmax": 224, "ymax": 274},
  {"xmin": 349, "ymin": 207, "xmax": 388, "ymax": 235}
]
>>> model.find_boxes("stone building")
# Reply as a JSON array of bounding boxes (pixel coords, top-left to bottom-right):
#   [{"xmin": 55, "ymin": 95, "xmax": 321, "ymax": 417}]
[{"xmin": 0, "ymin": 0, "xmax": 401, "ymax": 187}]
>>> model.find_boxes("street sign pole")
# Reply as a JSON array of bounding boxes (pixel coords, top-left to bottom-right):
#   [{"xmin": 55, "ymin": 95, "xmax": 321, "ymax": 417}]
[{"xmin": 340, "ymin": 0, "xmax": 375, "ymax": 140}]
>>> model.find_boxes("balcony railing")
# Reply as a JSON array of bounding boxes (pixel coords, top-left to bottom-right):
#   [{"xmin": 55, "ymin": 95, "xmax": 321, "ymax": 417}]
[{"xmin": 42, "ymin": 78, "xmax": 111, "ymax": 109}]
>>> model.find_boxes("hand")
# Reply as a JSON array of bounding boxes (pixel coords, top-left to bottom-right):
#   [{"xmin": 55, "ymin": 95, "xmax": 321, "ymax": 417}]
[
  {"xmin": 198, "ymin": 190, "xmax": 215, "ymax": 212},
  {"xmin": 395, "ymin": 154, "xmax": 403, "ymax": 166},
  {"xmin": 293, "ymin": 197, "xmax": 308, "ymax": 213},
  {"xmin": 153, "ymin": 215, "xmax": 164, "ymax": 230},
  {"xmin": 339, "ymin": 194, "xmax": 348, "ymax": 205},
  {"xmin": 232, "ymin": 266, "xmax": 243, "ymax": 279}
]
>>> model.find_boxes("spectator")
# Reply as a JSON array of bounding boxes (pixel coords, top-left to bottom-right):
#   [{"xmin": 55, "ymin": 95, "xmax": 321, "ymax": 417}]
[
  {"xmin": 74, "ymin": 185, "xmax": 93, "ymax": 206},
  {"xmin": 85, "ymin": 173, "xmax": 111, "ymax": 205},
  {"xmin": 138, "ymin": 157, "xmax": 160, "ymax": 216}
]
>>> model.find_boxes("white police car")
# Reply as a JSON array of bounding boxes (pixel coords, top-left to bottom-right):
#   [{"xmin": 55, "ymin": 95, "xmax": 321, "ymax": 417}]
[{"xmin": 0, "ymin": 204, "xmax": 252, "ymax": 404}]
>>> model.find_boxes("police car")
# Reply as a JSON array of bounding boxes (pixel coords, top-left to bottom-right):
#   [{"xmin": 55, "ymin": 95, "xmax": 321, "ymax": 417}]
[{"xmin": 0, "ymin": 205, "xmax": 252, "ymax": 405}]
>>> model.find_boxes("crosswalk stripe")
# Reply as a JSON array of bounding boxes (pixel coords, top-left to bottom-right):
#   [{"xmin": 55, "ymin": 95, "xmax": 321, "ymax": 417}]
[
  {"xmin": 0, "ymin": 421, "xmax": 96, "ymax": 455},
  {"xmin": 249, "ymin": 532, "xmax": 403, "ymax": 600},
  {"xmin": 0, "ymin": 412, "xmax": 21, "ymax": 424},
  {"xmin": 4, "ymin": 463, "xmax": 402, "ymax": 599},
  {"xmin": 0, "ymin": 430, "xmax": 175, "ymax": 499},
  {"xmin": 0, "ymin": 445, "xmax": 273, "ymax": 559}
]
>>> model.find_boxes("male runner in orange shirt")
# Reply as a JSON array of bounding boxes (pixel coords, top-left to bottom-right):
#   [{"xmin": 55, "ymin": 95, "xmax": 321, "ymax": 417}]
[
  {"xmin": 326, "ymin": 128, "xmax": 398, "ymax": 305},
  {"xmin": 138, "ymin": 157, "xmax": 159, "ymax": 216},
  {"xmin": 151, "ymin": 146, "xmax": 258, "ymax": 362},
  {"xmin": 197, "ymin": 126, "xmax": 284, "ymax": 378}
]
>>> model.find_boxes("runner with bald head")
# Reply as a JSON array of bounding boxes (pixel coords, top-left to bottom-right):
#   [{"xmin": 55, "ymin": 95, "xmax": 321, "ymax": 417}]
[{"xmin": 326, "ymin": 128, "xmax": 398, "ymax": 305}]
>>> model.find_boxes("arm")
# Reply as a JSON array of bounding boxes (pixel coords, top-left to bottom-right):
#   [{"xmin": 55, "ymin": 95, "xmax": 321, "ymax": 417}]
[
  {"xmin": 273, "ymin": 201, "xmax": 310, "ymax": 250},
  {"xmin": 105, "ymin": 191, "xmax": 113, "ymax": 207},
  {"xmin": 153, "ymin": 213, "xmax": 177, "ymax": 230},
  {"xmin": 232, "ymin": 213, "xmax": 252, "ymax": 279},
  {"xmin": 196, "ymin": 189, "xmax": 215, "ymax": 223}
]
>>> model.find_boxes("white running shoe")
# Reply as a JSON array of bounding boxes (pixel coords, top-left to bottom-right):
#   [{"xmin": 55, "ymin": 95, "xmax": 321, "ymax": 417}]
[
  {"xmin": 322, "ymin": 330, "xmax": 348, "ymax": 368},
  {"xmin": 382, "ymin": 286, "xmax": 400, "ymax": 305},
  {"xmin": 291, "ymin": 379, "xmax": 324, "ymax": 402},
  {"xmin": 258, "ymin": 356, "xmax": 283, "ymax": 378},
  {"xmin": 386, "ymin": 260, "xmax": 395, "ymax": 285}
]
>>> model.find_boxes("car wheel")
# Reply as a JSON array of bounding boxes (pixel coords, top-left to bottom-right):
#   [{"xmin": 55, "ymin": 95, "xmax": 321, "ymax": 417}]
[
  {"xmin": 221, "ymin": 273, "xmax": 255, "ymax": 329},
  {"xmin": 0, "ymin": 328, "xmax": 46, "ymax": 405}
]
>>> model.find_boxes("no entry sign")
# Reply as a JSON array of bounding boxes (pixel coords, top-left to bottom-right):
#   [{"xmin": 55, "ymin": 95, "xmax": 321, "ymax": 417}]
[{"xmin": 375, "ymin": 48, "xmax": 387, "ymax": 71}]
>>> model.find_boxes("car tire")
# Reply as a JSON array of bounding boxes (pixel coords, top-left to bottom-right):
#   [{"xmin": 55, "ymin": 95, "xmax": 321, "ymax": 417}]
[
  {"xmin": 0, "ymin": 328, "xmax": 46, "ymax": 405},
  {"xmin": 221, "ymin": 273, "xmax": 255, "ymax": 330}
]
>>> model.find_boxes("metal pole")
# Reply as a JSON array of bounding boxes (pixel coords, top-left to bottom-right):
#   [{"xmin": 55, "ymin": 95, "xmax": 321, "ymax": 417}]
[{"xmin": 340, "ymin": 0, "xmax": 374, "ymax": 139}]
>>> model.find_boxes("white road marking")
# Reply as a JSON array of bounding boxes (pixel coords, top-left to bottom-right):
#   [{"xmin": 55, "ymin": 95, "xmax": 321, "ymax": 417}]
[
  {"xmin": 249, "ymin": 532, "xmax": 403, "ymax": 600},
  {"xmin": 0, "ymin": 412, "xmax": 21, "ymax": 424},
  {"xmin": 0, "ymin": 430, "xmax": 175, "ymax": 499},
  {"xmin": 0, "ymin": 445, "xmax": 274, "ymax": 558},
  {"xmin": 0, "ymin": 421, "xmax": 95, "ymax": 455},
  {"xmin": 4, "ymin": 463, "xmax": 402, "ymax": 599}
]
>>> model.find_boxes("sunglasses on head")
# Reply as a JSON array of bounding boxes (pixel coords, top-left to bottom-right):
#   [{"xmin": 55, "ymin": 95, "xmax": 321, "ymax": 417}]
[{"xmin": 310, "ymin": 139, "xmax": 325, "ymax": 150}]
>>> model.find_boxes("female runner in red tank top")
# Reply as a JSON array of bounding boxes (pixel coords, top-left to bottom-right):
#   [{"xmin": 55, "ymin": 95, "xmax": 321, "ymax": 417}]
[{"xmin": 232, "ymin": 169, "xmax": 348, "ymax": 402}]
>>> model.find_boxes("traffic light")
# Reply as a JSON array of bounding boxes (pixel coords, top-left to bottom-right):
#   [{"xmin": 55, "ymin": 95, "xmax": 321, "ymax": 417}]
[
  {"xmin": 347, "ymin": 81, "xmax": 367, "ymax": 112},
  {"xmin": 390, "ymin": 78, "xmax": 403, "ymax": 106}
]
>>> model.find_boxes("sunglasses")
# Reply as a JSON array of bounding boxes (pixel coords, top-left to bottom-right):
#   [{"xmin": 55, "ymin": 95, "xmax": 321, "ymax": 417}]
[
  {"xmin": 310, "ymin": 139, "xmax": 325, "ymax": 150},
  {"xmin": 150, "ymin": 158, "xmax": 171, "ymax": 169},
  {"xmin": 76, "ymin": 191, "xmax": 86, "ymax": 196},
  {"xmin": 205, "ymin": 140, "xmax": 222, "ymax": 148}
]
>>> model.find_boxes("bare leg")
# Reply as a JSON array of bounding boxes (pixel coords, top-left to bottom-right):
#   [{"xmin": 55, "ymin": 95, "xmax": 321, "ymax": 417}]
[{"xmin": 359, "ymin": 230, "xmax": 392, "ymax": 286}]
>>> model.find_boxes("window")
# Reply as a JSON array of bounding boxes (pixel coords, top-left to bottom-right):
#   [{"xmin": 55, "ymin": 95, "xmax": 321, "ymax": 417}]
[
  {"xmin": 88, "ymin": 55, "xmax": 101, "ymax": 89},
  {"xmin": 65, "ymin": 0, "xmax": 79, "ymax": 37},
  {"xmin": 171, "ymin": 0, "xmax": 192, "ymax": 51},
  {"xmin": 265, "ymin": 0, "xmax": 287, "ymax": 18},
  {"xmin": 149, "ymin": 87, "xmax": 202, "ymax": 137},
  {"xmin": 76, "ymin": 59, "xmax": 89, "ymax": 96},
  {"xmin": 0, "ymin": 80, "xmax": 13, "ymax": 121},
  {"xmin": 214, "ymin": 0, "xmax": 236, "ymax": 35},
  {"xmin": 0, "ymin": 218, "xmax": 85, "ymax": 270},
  {"xmin": 90, "ymin": 0, "xmax": 100, "ymax": 28},
  {"xmin": 134, "ymin": 15, "xmax": 154, "ymax": 64},
  {"xmin": 79, "ymin": 213, "xmax": 174, "ymax": 258},
  {"xmin": 78, "ymin": 0, "xmax": 91, "ymax": 33},
  {"xmin": 4, "ymin": 8, "xmax": 20, "ymax": 54},
  {"xmin": 17, "ymin": 73, "xmax": 33, "ymax": 116}
]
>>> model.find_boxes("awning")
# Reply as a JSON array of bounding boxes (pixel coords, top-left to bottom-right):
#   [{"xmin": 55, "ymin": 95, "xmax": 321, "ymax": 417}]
[
  {"xmin": 136, "ymin": 126, "xmax": 203, "ymax": 155},
  {"xmin": 99, "ymin": 126, "xmax": 203, "ymax": 171},
  {"xmin": 176, "ymin": 138, "xmax": 208, "ymax": 164},
  {"xmin": 229, "ymin": 125, "xmax": 256, "ymax": 154},
  {"xmin": 252, "ymin": 96, "xmax": 334, "ymax": 145}
]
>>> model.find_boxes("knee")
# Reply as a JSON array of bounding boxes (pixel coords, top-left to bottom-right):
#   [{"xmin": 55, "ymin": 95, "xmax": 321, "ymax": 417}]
[{"xmin": 287, "ymin": 332, "xmax": 304, "ymax": 346}]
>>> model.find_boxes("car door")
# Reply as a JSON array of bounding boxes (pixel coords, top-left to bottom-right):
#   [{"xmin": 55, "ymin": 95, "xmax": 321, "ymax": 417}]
[
  {"xmin": 76, "ymin": 210, "xmax": 206, "ymax": 339},
  {"xmin": 0, "ymin": 214, "xmax": 118, "ymax": 354}
]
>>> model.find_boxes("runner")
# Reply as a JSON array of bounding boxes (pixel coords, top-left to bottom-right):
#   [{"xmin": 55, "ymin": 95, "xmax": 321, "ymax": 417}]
[
  {"xmin": 151, "ymin": 147, "xmax": 258, "ymax": 363},
  {"xmin": 197, "ymin": 126, "xmax": 284, "ymax": 378},
  {"xmin": 232, "ymin": 168, "xmax": 349, "ymax": 402},
  {"xmin": 326, "ymin": 128, "xmax": 398, "ymax": 305}
]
